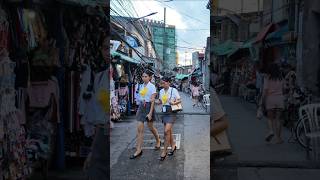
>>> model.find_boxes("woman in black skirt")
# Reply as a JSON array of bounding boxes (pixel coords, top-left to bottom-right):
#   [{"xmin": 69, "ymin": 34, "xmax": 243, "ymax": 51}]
[
  {"xmin": 130, "ymin": 71, "xmax": 161, "ymax": 159},
  {"xmin": 156, "ymin": 77, "xmax": 181, "ymax": 161}
]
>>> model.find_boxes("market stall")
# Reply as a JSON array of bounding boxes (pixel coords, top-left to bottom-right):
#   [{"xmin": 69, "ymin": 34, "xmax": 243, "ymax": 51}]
[{"xmin": 0, "ymin": 1, "xmax": 109, "ymax": 179}]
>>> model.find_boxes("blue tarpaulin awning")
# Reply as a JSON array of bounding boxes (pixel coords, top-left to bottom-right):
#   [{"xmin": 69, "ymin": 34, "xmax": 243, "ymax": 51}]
[
  {"xmin": 264, "ymin": 23, "xmax": 289, "ymax": 47},
  {"xmin": 265, "ymin": 24, "xmax": 289, "ymax": 41}
]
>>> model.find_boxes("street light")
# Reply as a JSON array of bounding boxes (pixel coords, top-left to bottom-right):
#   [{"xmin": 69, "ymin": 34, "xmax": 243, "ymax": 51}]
[{"xmin": 132, "ymin": 12, "xmax": 158, "ymax": 22}]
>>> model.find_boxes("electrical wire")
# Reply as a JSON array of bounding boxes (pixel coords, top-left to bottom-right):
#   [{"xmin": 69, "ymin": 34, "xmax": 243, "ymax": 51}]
[
  {"xmin": 154, "ymin": 0, "xmax": 209, "ymax": 26},
  {"xmin": 110, "ymin": 9, "xmax": 204, "ymax": 51},
  {"xmin": 111, "ymin": 28, "xmax": 157, "ymax": 73},
  {"xmin": 111, "ymin": 1, "xmax": 206, "ymax": 51}
]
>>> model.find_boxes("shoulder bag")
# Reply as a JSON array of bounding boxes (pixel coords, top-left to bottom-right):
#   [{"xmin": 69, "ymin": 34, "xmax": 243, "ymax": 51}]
[{"xmin": 170, "ymin": 88, "xmax": 183, "ymax": 112}]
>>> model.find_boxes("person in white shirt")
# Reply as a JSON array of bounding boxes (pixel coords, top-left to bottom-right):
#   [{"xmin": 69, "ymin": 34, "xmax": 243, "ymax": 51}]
[
  {"xmin": 156, "ymin": 76, "xmax": 181, "ymax": 161},
  {"xmin": 130, "ymin": 70, "xmax": 161, "ymax": 159}
]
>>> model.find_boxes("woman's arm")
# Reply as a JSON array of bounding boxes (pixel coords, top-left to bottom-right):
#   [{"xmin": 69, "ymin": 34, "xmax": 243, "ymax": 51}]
[
  {"xmin": 170, "ymin": 89, "xmax": 182, "ymax": 105},
  {"xmin": 260, "ymin": 78, "xmax": 268, "ymax": 106},
  {"xmin": 149, "ymin": 93, "xmax": 157, "ymax": 116}
]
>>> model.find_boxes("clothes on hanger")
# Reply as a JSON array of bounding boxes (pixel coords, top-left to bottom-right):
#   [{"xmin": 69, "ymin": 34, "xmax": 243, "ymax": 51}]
[
  {"xmin": 27, "ymin": 77, "xmax": 60, "ymax": 123},
  {"xmin": 0, "ymin": 50, "xmax": 30, "ymax": 180}
]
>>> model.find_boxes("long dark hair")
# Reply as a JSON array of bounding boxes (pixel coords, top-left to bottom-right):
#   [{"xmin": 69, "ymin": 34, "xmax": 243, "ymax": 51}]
[{"xmin": 267, "ymin": 63, "xmax": 283, "ymax": 81}]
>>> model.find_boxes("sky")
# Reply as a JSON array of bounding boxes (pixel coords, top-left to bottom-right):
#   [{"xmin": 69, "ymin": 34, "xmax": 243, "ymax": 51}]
[{"xmin": 110, "ymin": 0, "xmax": 210, "ymax": 66}]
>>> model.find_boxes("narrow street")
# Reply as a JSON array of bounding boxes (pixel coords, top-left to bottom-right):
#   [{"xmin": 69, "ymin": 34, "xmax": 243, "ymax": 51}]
[
  {"xmin": 110, "ymin": 92, "xmax": 210, "ymax": 180},
  {"xmin": 213, "ymin": 95, "xmax": 320, "ymax": 180}
]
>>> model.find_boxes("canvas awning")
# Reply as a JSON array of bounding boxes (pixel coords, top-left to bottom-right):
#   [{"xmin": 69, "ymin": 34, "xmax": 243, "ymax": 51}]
[
  {"xmin": 242, "ymin": 37, "xmax": 256, "ymax": 48},
  {"xmin": 265, "ymin": 24, "xmax": 289, "ymax": 41},
  {"xmin": 175, "ymin": 74, "xmax": 190, "ymax": 80},
  {"xmin": 254, "ymin": 23, "xmax": 275, "ymax": 43},
  {"xmin": 227, "ymin": 37, "xmax": 255, "ymax": 58},
  {"xmin": 213, "ymin": 40, "xmax": 238, "ymax": 56},
  {"xmin": 111, "ymin": 50, "xmax": 140, "ymax": 64}
]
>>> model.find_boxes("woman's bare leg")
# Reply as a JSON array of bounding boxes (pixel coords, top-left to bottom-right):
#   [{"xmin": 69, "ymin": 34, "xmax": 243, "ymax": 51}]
[
  {"xmin": 147, "ymin": 121, "xmax": 161, "ymax": 147},
  {"xmin": 161, "ymin": 123, "xmax": 172, "ymax": 157},
  {"xmin": 135, "ymin": 121, "xmax": 144, "ymax": 155},
  {"xmin": 266, "ymin": 110, "xmax": 275, "ymax": 141},
  {"xmin": 274, "ymin": 110, "xmax": 283, "ymax": 143},
  {"xmin": 170, "ymin": 128, "xmax": 175, "ymax": 148}
]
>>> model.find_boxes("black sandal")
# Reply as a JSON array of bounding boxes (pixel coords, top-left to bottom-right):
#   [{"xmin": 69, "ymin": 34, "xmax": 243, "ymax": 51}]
[
  {"xmin": 130, "ymin": 151, "xmax": 143, "ymax": 159},
  {"xmin": 159, "ymin": 153, "xmax": 167, "ymax": 161},
  {"xmin": 265, "ymin": 133, "xmax": 274, "ymax": 142},
  {"xmin": 168, "ymin": 145, "xmax": 177, "ymax": 156}
]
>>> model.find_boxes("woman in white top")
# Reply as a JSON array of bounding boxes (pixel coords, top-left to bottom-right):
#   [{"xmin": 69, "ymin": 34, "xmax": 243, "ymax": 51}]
[
  {"xmin": 130, "ymin": 70, "xmax": 161, "ymax": 159},
  {"xmin": 156, "ymin": 76, "xmax": 181, "ymax": 161}
]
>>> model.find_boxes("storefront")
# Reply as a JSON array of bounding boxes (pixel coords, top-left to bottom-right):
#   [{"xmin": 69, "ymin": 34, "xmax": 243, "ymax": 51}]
[{"xmin": 0, "ymin": 1, "xmax": 108, "ymax": 179}]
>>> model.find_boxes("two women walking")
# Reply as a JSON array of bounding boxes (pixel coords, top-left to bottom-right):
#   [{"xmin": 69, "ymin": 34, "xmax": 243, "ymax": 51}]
[{"xmin": 130, "ymin": 71, "xmax": 181, "ymax": 161}]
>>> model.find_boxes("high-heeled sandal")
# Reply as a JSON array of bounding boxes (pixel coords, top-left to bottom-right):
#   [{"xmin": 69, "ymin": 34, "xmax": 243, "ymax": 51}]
[
  {"xmin": 168, "ymin": 145, "xmax": 177, "ymax": 156},
  {"xmin": 159, "ymin": 153, "xmax": 167, "ymax": 161},
  {"xmin": 129, "ymin": 151, "xmax": 143, "ymax": 159}
]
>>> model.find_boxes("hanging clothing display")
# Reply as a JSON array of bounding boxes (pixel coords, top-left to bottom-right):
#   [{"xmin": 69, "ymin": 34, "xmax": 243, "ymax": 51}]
[
  {"xmin": 117, "ymin": 84, "xmax": 128, "ymax": 114},
  {"xmin": 0, "ymin": 49, "xmax": 31, "ymax": 180},
  {"xmin": 1, "ymin": 1, "xmax": 109, "ymax": 178},
  {"xmin": 0, "ymin": 7, "xmax": 9, "ymax": 49},
  {"xmin": 110, "ymin": 64, "xmax": 120, "ymax": 121},
  {"xmin": 79, "ymin": 66, "xmax": 109, "ymax": 137}
]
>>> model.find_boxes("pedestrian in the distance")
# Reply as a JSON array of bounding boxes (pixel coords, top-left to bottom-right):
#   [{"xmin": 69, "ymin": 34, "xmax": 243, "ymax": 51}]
[
  {"xmin": 156, "ymin": 76, "xmax": 181, "ymax": 161},
  {"xmin": 130, "ymin": 70, "xmax": 161, "ymax": 159},
  {"xmin": 260, "ymin": 63, "xmax": 285, "ymax": 144},
  {"xmin": 191, "ymin": 82, "xmax": 200, "ymax": 107}
]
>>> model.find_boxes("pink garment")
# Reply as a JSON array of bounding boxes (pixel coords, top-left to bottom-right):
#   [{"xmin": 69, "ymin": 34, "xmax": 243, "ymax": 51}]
[
  {"xmin": 192, "ymin": 85, "xmax": 200, "ymax": 96},
  {"xmin": 27, "ymin": 79, "xmax": 60, "ymax": 122},
  {"xmin": 263, "ymin": 78, "xmax": 284, "ymax": 110}
]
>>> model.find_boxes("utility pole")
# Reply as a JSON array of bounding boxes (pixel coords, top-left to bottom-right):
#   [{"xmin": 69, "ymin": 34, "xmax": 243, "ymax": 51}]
[
  {"xmin": 185, "ymin": 51, "xmax": 187, "ymax": 66},
  {"xmin": 163, "ymin": 7, "xmax": 166, "ymax": 70}
]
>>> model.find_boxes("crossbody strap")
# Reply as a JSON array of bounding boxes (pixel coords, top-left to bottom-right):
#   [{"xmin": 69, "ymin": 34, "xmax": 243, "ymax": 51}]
[{"xmin": 169, "ymin": 87, "xmax": 173, "ymax": 101}]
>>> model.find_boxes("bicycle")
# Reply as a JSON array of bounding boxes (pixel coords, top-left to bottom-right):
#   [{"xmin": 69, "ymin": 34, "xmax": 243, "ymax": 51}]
[{"xmin": 288, "ymin": 88, "xmax": 316, "ymax": 150}]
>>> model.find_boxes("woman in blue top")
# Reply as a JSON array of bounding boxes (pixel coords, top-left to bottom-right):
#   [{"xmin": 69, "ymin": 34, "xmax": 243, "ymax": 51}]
[
  {"xmin": 130, "ymin": 70, "xmax": 161, "ymax": 159},
  {"xmin": 156, "ymin": 76, "xmax": 181, "ymax": 161}
]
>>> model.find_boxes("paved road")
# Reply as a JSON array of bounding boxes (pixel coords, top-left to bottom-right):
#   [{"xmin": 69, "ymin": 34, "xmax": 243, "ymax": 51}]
[
  {"xmin": 213, "ymin": 95, "xmax": 320, "ymax": 180},
  {"xmin": 110, "ymin": 91, "xmax": 210, "ymax": 180}
]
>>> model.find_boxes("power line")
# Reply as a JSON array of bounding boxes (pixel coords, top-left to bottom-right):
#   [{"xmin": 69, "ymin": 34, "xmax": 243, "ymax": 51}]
[
  {"xmin": 110, "ymin": 3, "xmax": 158, "ymax": 52},
  {"xmin": 110, "ymin": 8, "xmax": 206, "ymax": 60},
  {"xmin": 112, "ymin": 0, "xmax": 207, "ymax": 50},
  {"xmin": 110, "ymin": 14, "xmax": 204, "ymax": 51},
  {"xmin": 111, "ymin": 27, "xmax": 157, "ymax": 72},
  {"xmin": 154, "ymin": 0, "xmax": 209, "ymax": 26}
]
